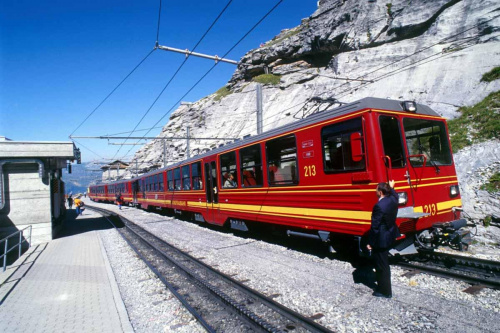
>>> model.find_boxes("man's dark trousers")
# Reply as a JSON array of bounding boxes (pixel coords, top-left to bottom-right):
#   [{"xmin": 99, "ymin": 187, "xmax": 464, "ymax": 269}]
[
  {"xmin": 369, "ymin": 187, "xmax": 399, "ymax": 297},
  {"xmin": 373, "ymin": 248, "xmax": 391, "ymax": 296}
]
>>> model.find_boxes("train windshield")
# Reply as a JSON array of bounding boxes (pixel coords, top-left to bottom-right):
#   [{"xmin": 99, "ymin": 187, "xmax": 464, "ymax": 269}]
[{"xmin": 403, "ymin": 118, "xmax": 452, "ymax": 166}]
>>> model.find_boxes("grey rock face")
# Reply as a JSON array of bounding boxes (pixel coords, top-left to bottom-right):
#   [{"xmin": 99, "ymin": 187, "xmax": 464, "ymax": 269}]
[{"xmin": 454, "ymin": 140, "xmax": 500, "ymax": 221}]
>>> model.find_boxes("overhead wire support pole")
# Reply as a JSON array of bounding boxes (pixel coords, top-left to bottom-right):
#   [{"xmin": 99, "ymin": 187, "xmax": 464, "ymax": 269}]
[
  {"xmin": 256, "ymin": 84, "xmax": 263, "ymax": 135},
  {"xmin": 156, "ymin": 45, "xmax": 238, "ymax": 65},
  {"xmin": 186, "ymin": 127, "xmax": 190, "ymax": 159}
]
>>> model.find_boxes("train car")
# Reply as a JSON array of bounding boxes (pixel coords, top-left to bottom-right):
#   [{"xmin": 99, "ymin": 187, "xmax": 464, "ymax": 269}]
[
  {"xmin": 88, "ymin": 183, "xmax": 108, "ymax": 203},
  {"xmin": 89, "ymin": 98, "xmax": 469, "ymax": 253},
  {"xmin": 108, "ymin": 180, "xmax": 132, "ymax": 205}
]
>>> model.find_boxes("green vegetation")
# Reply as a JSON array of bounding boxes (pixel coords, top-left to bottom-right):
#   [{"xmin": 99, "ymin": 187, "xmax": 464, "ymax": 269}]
[
  {"xmin": 480, "ymin": 172, "xmax": 500, "ymax": 193},
  {"xmin": 214, "ymin": 86, "xmax": 232, "ymax": 101},
  {"xmin": 481, "ymin": 66, "xmax": 500, "ymax": 82},
  {"xmin": 447, "ymin": 90, "xmax": 500, "ymax": 152},
  {"xmin": 252, "ymin": 74, "xmax": 282, "ymax": 85},
  {"xmin": 386, "ymin": 3, "xmax": 393, "ymax": 16},
  {"xmin": 483, "ymin": 215, "xmax": 492, "ymax": 228},
  {"xmin": 264, "ymin": 28, "xmax": 301, "ymax": 47},
  {"xmin": 442, "ymin": 46, "xmax": 464, "ymax": 54}
]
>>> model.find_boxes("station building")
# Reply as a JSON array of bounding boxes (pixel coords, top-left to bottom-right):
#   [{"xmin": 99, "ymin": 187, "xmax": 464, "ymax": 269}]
[
  {"xmin": 101, "ymin": 160, "xmax": 129, "ymax": 181},
  {"xmin": 0, "ymin": 138, "xmax": 79, "ymax": 245}
]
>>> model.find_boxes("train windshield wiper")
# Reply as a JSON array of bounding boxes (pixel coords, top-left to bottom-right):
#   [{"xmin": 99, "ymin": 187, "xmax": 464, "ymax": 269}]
[{"xmin": 419, "ymin": 145, "xmax": 440, "ymax": 174}]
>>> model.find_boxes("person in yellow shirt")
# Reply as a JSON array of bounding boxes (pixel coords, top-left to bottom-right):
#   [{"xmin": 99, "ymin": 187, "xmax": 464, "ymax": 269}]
[{"xmin": 73, "ymin": 197, "xmax": 84, "ymax": 215}]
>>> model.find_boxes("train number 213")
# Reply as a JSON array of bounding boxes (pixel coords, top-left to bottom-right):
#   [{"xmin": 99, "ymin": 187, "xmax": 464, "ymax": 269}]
[
  {"xmin": 304, "ymin": 165, "xmax": 317, "ymax": 177},
  {"xmin": 423, "ymin": 203, "xmax": 437, "ymax": 216}
]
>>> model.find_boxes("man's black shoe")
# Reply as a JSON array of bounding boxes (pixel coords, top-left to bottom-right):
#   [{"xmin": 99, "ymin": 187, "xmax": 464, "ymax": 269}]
[{"xmin": 372, "ymin": 291, "xmax": 392, "ymax": 298}]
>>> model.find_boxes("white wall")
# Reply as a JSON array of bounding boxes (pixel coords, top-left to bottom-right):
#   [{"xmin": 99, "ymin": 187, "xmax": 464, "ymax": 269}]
[{"xmin": 0, "ymin": 164, "xmax": 52, "ymax": 245}]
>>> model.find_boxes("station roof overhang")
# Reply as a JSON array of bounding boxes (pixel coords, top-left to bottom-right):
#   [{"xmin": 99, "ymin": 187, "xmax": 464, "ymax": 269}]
[{"xmin": 0, "ymin": 141, "xmax": 77, "ymax": 160}]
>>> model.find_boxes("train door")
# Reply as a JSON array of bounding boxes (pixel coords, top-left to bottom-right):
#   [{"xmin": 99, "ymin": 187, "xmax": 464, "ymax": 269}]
[
  {"xmin": 132, "ymin": 180, "xmax": 139, "ymax": 206},
  {"xmin": 378, "ymin": 115, "xmax": 415, "ymax": 205},
  {"xmin": 204, "ymin": 159, "xmax": 219, "ymax": 223}
]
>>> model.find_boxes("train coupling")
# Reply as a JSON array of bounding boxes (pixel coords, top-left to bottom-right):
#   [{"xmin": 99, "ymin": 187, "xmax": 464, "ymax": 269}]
[{"xmin": 417, "ymin": 218, "xmax": 472, "ymax": 251}]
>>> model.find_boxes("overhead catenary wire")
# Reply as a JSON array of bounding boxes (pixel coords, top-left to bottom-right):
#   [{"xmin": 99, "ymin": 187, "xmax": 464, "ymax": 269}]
[
  {"xmin": 112, "ymin": 0, "xmax": 235, "ymax": 159},
  {"xmin": 113, "ymin": 2, "xmax": 497, "ymax": 165},
  {"xmin": 326, "ymin": 15, "xmax": 500, "ymax": 98},
  {"xmin": 71, "ymin": 138, "xmax": 106, "ymax": 160},
  {"xmin": 120, "ymin": 0, "xmax": 285, "ymax": 160},
  {"xmin": 214, "ymin": 14, "xmax": 500, "ymax": 135},
  {"xmin": 102, "ymin": 126, "xmax": 165, "ymax": 137},
  {"xmin": 335, "ymin": 35, "xmax": 486, "ymax": 100},
  {"xmin": 69, "ymin": 48, "xmax": 156, "ymax": 136}
]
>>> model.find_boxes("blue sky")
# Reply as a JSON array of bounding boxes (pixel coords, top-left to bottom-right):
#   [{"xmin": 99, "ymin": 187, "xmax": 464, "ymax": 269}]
[{"xmin": 0, "ymin": 0, "xmax": 317, "ymax": 162}]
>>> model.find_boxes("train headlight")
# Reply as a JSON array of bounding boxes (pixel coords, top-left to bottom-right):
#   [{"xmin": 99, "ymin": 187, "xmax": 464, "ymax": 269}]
[
  {"xmin": 402, "ymin": 101, "xmax": 417, "ymax": 112},
  {"xmin": 450, "ymin": 185, "xmax": 460, "ymax": 197},
  {"xmin": 397, "ymin": 192, "xmax": 408, "ymax": 205}
]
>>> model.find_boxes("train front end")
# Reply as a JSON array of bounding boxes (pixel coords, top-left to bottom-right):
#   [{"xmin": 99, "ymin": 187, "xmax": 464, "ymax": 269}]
[{"xmin": 375, "ymin": 101, "xmax": 470, "ymax": 253}]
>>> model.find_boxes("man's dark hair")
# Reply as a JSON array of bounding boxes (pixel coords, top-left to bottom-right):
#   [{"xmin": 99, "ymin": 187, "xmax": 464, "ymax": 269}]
[{"xmin": 377, "ymin": 182, "xmax": 391, "ymax": 195}]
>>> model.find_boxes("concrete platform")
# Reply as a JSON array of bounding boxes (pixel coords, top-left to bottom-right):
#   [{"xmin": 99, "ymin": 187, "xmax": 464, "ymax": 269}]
[{"xmin": 0, "ymin": 209, "xmax": 134, "ymax": 333}]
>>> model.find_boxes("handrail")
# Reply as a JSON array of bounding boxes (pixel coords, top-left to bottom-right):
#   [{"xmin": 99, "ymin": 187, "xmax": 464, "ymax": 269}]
[
  {"xmin": 1, "ymin": 225, "xmax": 32, "ymax": 272},
  {"xmin": 382, "ymin": 155, "xmax": 393, "ymax": 181},
  {"xmin": 408, "ymin": 154, "xmax": 427, "ymax": 168},
  {"xmin": 407, "ymin": 154, "xmax": 427, "ymax": 183}
]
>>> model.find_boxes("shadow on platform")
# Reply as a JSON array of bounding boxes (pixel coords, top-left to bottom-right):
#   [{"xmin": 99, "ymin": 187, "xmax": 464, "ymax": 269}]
[{"xmin": 55, "ymin": 209, "xmax": 115, "ymax": 239}]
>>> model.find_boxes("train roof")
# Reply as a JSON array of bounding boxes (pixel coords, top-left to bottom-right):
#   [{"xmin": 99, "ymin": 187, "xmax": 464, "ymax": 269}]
[{"xmin": 92, "ymin": 97, "xmax": 441, "ymax": 183}]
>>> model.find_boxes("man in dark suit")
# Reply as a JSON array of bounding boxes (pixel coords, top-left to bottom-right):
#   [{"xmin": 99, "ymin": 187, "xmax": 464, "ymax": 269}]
[{"xmin": 367, "ymin": 180, "xmax": 400, "ymax": 298}]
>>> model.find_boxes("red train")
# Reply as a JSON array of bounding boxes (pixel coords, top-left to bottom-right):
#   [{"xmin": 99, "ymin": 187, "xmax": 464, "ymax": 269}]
[{"xmin": 89, "ymin": 98, "xmax": 469, "ymax": 254}]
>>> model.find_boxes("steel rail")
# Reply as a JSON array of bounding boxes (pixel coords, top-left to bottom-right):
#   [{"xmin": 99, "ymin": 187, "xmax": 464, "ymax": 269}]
[
  {"xmin": 394, "ymin": 252, "xmax": 500, "ymax": 290},
  {"xmin": 417, "ymin": 251, "xmax": 500, "ymax": 272},
  {"xmin": 89, "ymin": 207, "xmax": 216, "ymax": 332},
  {"xmin": 124, "ymin": 217, "xmax": 332, "ymax": 333},
  {"xmin": 121, "ymin": 217, "xmax": 280, "ymax": 332},
  {"xmin": 88, "ymin": 205, "xmax": 332, "ymax": 333}
]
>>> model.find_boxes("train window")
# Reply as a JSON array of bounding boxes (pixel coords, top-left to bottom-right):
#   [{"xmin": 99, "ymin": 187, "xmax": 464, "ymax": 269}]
[
  {"xmin": 322, "ymin": 118, "xmax": 365, "ymax": 173},
  {"xmin": 159, "ymin": 173, "xmax": 164, "ymax": 191},
  {"xmin": 182, "ymin": 165, "xmax": 191, "ymax": 190},
  {"xmin": 266, "ymin": 135, "xmax": 298, "ymax": 185},
  {"xmin": 240, "ymin": 144, "xmax": 263, "ymax": 187},
  {"xmin": 220, "ymin": 151, "xmax": 238, "ymax": 188},
  {"xmin": 167, "ymin": 170, "xmax": 174, "ymax": 191},
  {"xmin": 154, "ymin": 174, "xmax": 159, "ymax": 191},
  {"xmin": 379, "ymin": 116, "xmax": 406, "ymax": 168},
  {"xmin": 192, "ymin": 162, "xmax": 203, "ymax": 190},
  {"xmin": 174, "ymin": 168, "xmax": 181, "ymax": 190},
  {"xmin": 403, "ymin": 118, "xmax": 452, "ymax": 166}
]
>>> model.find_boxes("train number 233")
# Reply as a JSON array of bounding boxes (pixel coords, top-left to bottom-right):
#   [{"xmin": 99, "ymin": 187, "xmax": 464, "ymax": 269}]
[{"xmin": 304, "ymin": 165, "xmax": 317, "ymax": 177}]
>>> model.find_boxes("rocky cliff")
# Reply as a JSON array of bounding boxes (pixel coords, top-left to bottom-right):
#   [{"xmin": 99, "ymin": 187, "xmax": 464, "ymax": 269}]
[{"xmin": 128, "ymin": 0, "xmax": 500, "ymax": 220}]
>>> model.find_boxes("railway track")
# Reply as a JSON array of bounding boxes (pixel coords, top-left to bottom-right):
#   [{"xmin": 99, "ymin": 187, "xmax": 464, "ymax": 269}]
[
  {"xmin": 88, "ymin": 205, "xmax": 333, "ymax": 333},
  {"xmin": 393, "ymin": 251, "xmax": 500, "ymax": 292}
]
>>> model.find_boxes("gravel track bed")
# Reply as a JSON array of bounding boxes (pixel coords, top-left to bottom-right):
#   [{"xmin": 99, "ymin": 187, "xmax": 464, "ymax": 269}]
[
  {"xmin": 91, "ymin": 200, "xmax": 500, "ymax": 332},
  {"xmin": 99, "ymin": 222, "xmax": 204, "ymax": 332}
]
